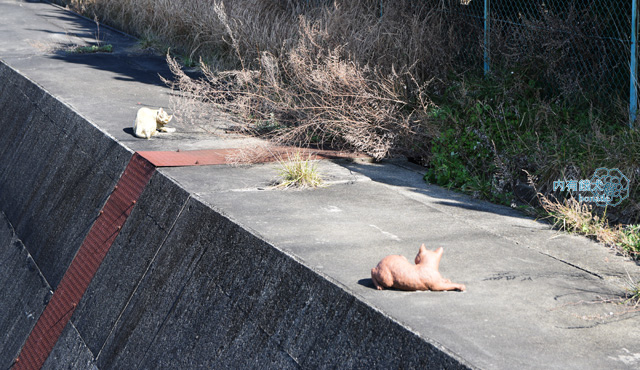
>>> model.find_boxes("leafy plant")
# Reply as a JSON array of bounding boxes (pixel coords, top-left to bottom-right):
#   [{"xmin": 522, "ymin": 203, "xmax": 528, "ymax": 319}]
[
  {"xmin": 425, "ymin": 125, "xmax": 494, "ymax": 199},
  {"xmin": 426, "ymin": 70, "xmax": 639, "ymax": 224}
]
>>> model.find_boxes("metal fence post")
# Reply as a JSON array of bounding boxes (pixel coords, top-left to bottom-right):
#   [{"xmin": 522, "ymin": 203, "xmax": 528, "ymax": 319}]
[
  {"xmin": 631, "ymin": 0, "xmax": 638, "ymax": 128},
  {"xmin": 484, "ymin": 0, "xmax": 491, "ymax": 75}
]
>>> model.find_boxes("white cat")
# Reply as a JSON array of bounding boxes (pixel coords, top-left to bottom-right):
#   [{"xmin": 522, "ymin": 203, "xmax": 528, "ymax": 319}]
[{"xmin": 133, "ymin": 107, "xmax": 175, "ymax": 139}]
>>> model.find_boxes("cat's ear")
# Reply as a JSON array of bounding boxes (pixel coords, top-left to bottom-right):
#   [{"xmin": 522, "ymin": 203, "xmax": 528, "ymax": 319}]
[
  {"xmin": 415, "ymin": 244, "xmax": 428, "ymax": 264},
  {"xmin": 158, "ymin": 108, "xmax": 164, "ymax": 115},
  {"xmin": 434, "ymin": 247, "xmax": 444, "ymax": 263}
]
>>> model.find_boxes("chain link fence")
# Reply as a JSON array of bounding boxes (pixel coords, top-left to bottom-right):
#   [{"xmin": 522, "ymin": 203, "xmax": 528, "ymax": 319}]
[
  {"xmin": 300, "ymin": 0, "xmax": 636, "ymax": 127},
  {"xmin": 457, "ymin": 0, "xmax": 636, "ymax": 126}
]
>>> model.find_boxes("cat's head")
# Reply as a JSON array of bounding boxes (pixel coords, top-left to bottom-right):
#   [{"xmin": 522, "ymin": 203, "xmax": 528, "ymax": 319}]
[
  {"xmin": 414, "ymin": 244, "xmax": 443, "ymax": 267},
  {"xmin": 156, "ymin": 108, "xmax": 173, "ymax": 126}
]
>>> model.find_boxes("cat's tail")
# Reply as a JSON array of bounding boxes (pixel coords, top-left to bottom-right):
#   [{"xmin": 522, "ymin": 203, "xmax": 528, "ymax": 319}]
[{"xmin": 371, "ymin": 268, "xmax": 384, "ymax": 290}]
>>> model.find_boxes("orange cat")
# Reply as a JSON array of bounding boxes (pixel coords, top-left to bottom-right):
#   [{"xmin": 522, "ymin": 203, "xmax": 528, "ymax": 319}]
[{"xmin": 371, "ymin": 244, "xmax": 466, "ymax": 291}]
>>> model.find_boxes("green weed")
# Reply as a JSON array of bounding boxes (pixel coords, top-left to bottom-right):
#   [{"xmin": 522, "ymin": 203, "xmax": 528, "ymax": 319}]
[
  {"xmin": 425, "ymin": 70, "xmax": 638, "ymax": 225},
  {"xmin": 626, "ymin": 282, "xmax": 640, "ymax": 306},
  {"xmin": 425, "ymin": 127, "xmax": 494, "ymax": 199},
  {"xmin": 275, "ymin": 152, "xmax": 323, "ymax": 189},
  {"xmin": 71, "ymin": 44, "xmax": 112, "ymax": 53},
  {"xmin": 619, "ymin": 224, "xmax": 640, "ymax": 257}
]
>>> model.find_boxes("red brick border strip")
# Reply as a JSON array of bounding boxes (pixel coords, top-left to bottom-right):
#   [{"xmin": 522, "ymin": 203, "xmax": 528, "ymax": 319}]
[
  {"xmin": 137, "ymin": 149, "xmax": 235, "ymax": 167},
  {"xmin": 13, "ymin": 153, "xmax": 155, "ymax": 370},
  {"xmin": 138, "ymin": 147, "xmax": 368, "ymax": 167}
]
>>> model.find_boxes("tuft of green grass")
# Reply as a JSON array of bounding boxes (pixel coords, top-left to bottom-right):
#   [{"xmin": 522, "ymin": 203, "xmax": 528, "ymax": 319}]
[
  {"xmin": 275, "ymin": 152, "xmax": 323, "ymax": 189},
  {"xmin": 537, "ymin": 191, "xmax": 640, "ymax": 258},
  {"xmin": 541, "ymin": 196, "xmax": 596, "ymax": 234},
  {"xmin": 622, "ymin": 267, "xmax": 640, "ymax": 307},
  {"xmin": 619, "ymin": 224, "xmax": 640, "ymax": 257},
  {"xmin": 71, "ymin": 44, "xmax": 113, "ymax": 53},
  {"xmin": 625, "ymin": 282, "xmax": 640, "ymax": 306}
]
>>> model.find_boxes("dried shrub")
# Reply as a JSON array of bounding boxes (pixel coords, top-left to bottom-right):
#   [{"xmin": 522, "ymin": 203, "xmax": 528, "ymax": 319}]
[{"xmin": 163, "ymin": 12, "xmax": 441, "ymax": 159}]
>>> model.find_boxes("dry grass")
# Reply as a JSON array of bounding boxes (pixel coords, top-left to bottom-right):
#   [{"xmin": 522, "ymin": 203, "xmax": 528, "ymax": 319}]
[
  {"xmin": 535, "ymin": 191, "xmax": 639, "ymax": 258},
  {"xmin": 156, "ymin": 1, "xmax": 459, "ymax": 159},
  {"xmin": 54, "ymin": 0, "xmax": 477, "ymax": 80},
  {"xmin": 274, "ymin": 151, "xmax": 324, "ymax": 189},
  {"xmin": 162, "ymin": 39, "xmax": 438, "ymax": 159},
  {"xmin": 55, "ymin": 0, "xmax": 624, "ymax": 153},
  {"xmin": 539, "ymin": 195, "xmax": 616, "ymax": 243}
]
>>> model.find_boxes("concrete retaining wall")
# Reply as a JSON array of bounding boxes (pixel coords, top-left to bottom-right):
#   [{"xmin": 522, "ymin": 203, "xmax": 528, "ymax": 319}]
[
  {"xmin": 0, "ymin": 62, "xmax": 131, "ymax": 290},
  {"xmin": 0, "ymin": 210, "xmax": 52, "ymax": 367},
  {"xmin": 0, "ymin": 61, "xmax": 467, "ymax": 368}
]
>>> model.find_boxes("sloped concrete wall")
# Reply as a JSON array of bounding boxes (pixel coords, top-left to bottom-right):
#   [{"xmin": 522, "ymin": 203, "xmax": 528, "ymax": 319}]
[
  {"xmin": 0, "ymin": 63, "xmax": 131, "ymax": 290},
  {"xmin": 0, "ymin": 61, "xmax": 468, "ymax": 369},
  {"xmin": 0, "ymin": 210, "xmax": 52, "ymax": 368}
]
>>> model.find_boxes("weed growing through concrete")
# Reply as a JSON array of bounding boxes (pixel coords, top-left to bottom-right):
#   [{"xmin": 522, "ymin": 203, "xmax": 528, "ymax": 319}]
[
  {"xmin": 620, "ymin": 225, "xmax": 640, "ymax": 255},
  {"xmin": 623, "ymin": 269, "xmax": 640, "ymax": 307},
  {"xmin": 71, "ymin": 44, "xmax": 113, "ymax": 53},
  {"xmin": 627, "ymin": 285, "xmax": 640, "ymax": 307},
  {"xmin": 68, "ymin": 14, "xmax": 113, "ymax": 54},
  {"xmin": 524, "ymin": 170, "xmax": 639, "ymax": 260},
  {"xmin": 275, "ymin": 152, "xmax": 323, "ymax": 189}
]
